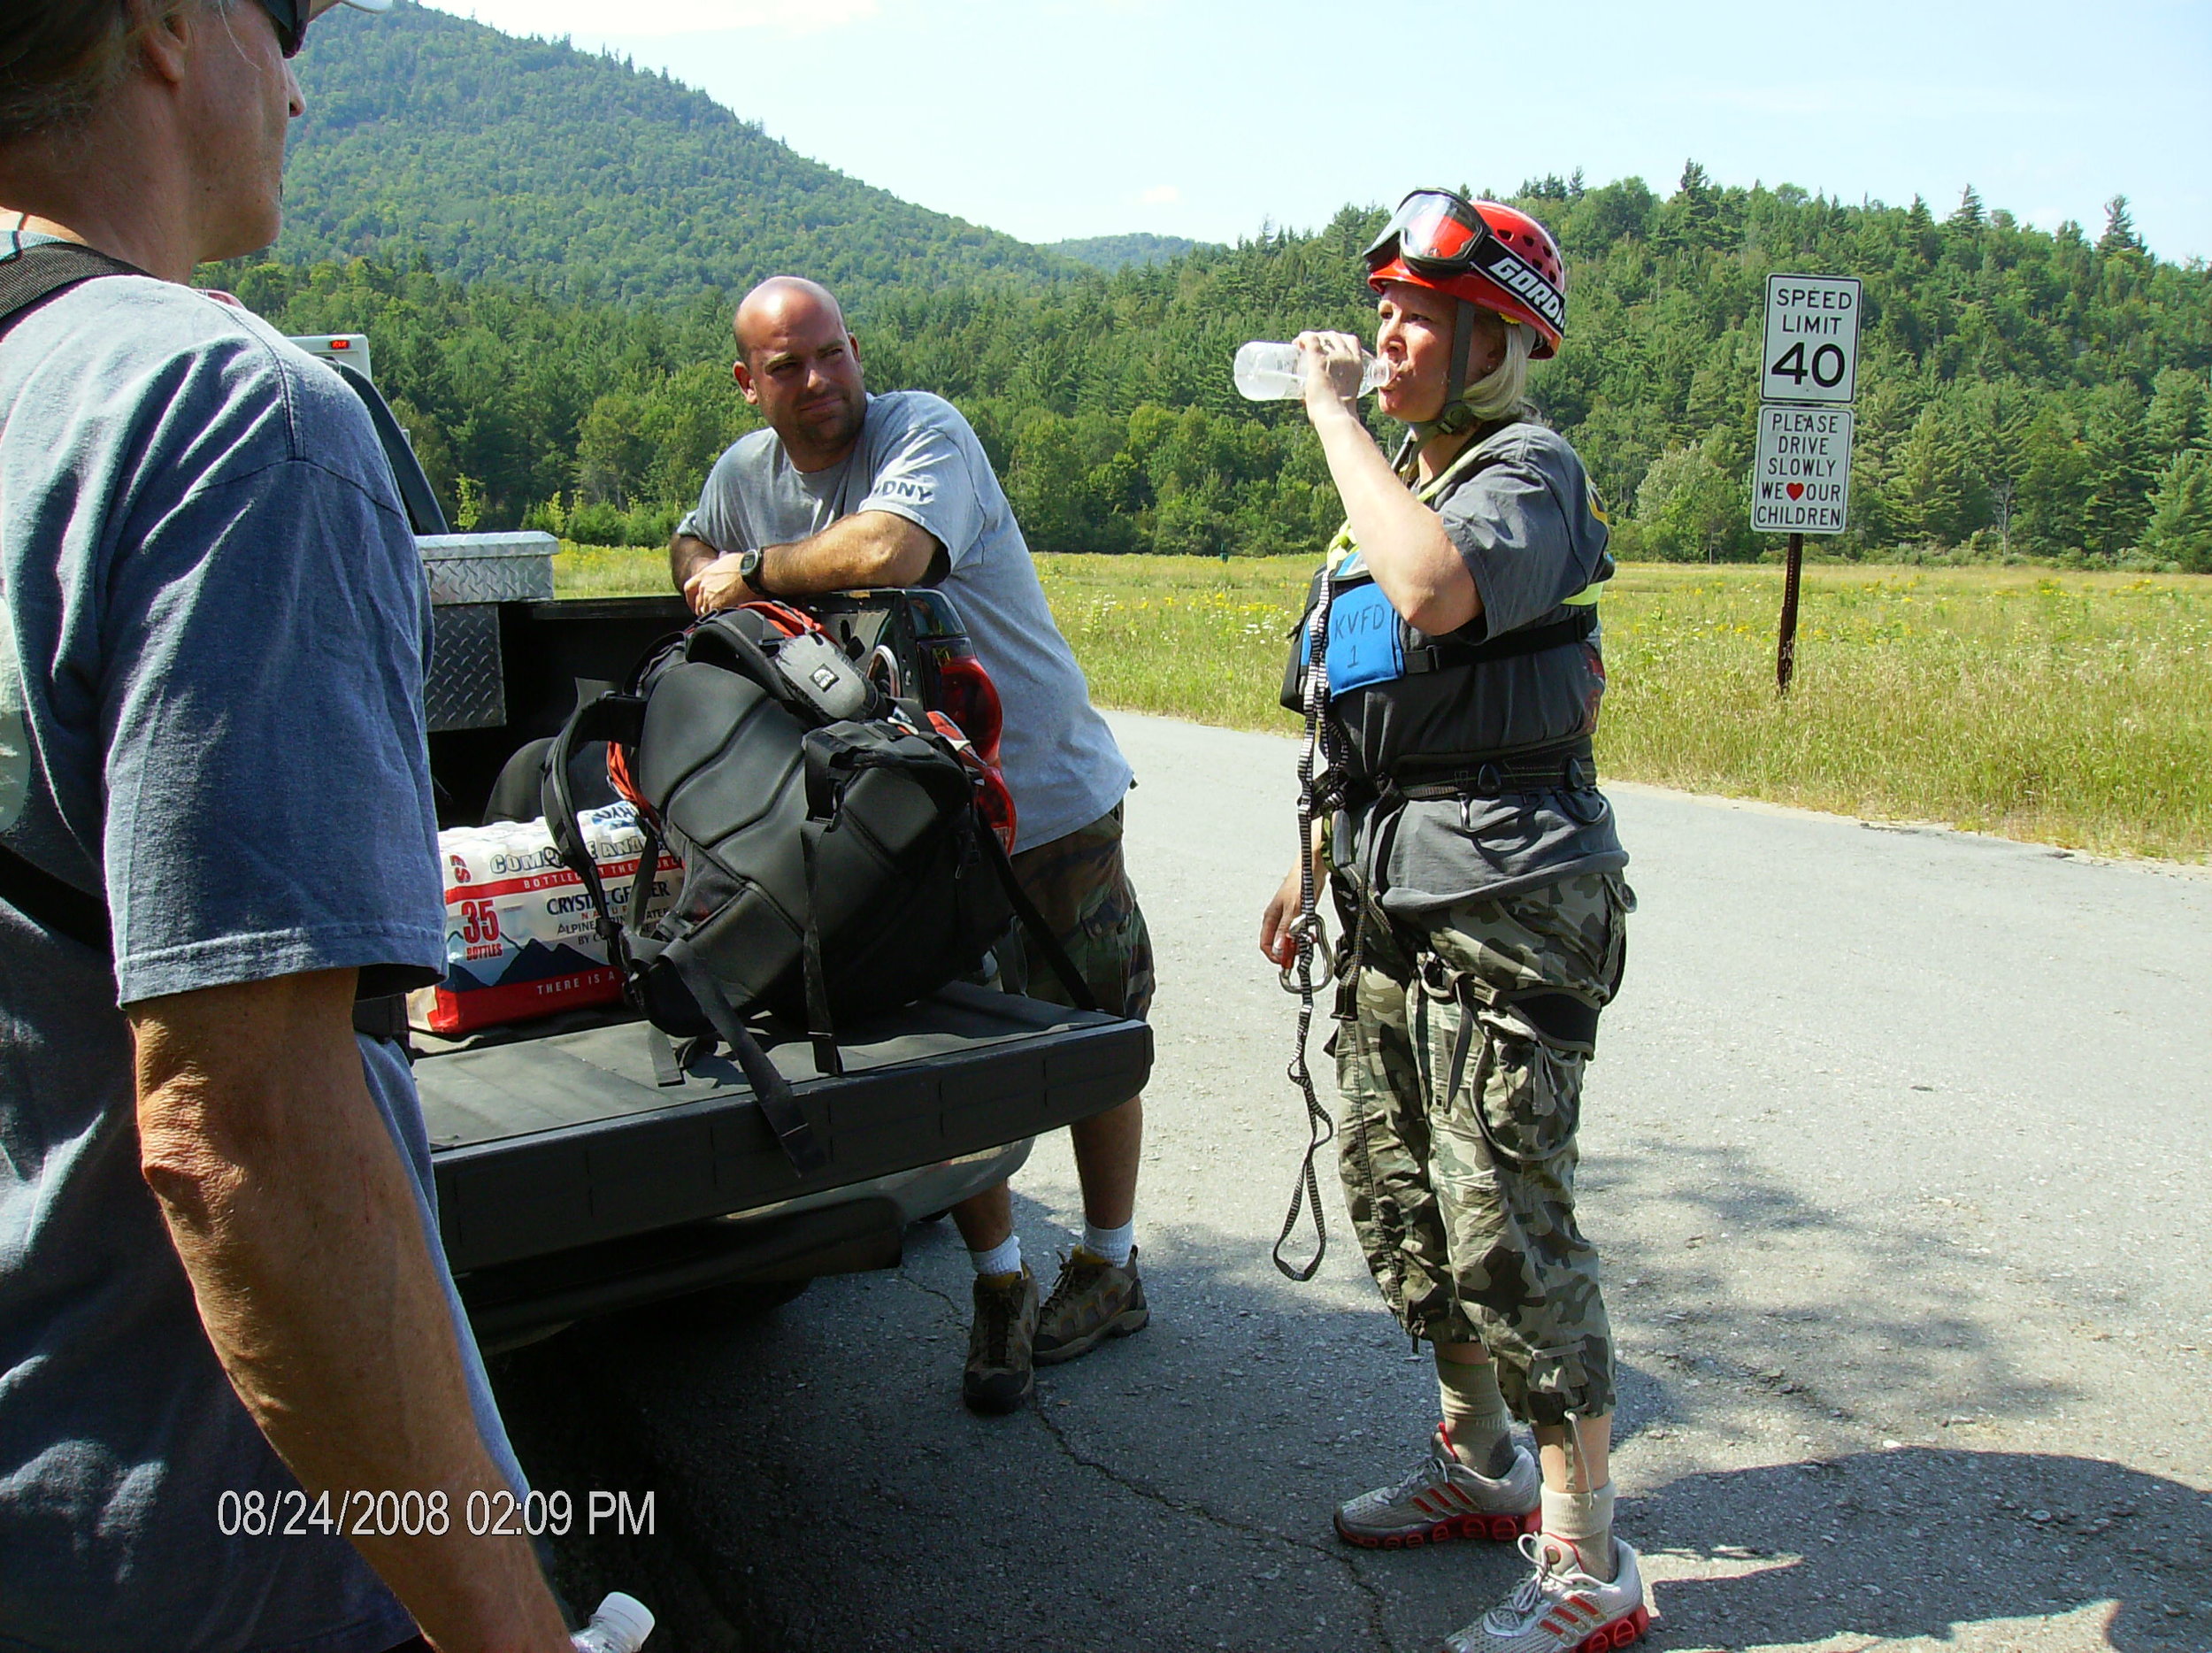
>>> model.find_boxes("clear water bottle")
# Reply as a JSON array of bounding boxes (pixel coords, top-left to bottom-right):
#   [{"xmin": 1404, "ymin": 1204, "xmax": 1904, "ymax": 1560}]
[
  {"xmin": 1233, "ymin": 340, "xmax": 1389, "ymax": 401},
  {"xmin": 572, "ymin": 1592, "xmax": 655, "ymax": 1653}
]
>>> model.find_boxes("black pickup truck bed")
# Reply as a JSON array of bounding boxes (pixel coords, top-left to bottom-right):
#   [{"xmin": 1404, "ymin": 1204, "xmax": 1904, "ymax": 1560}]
[
  {"xmin": 420, "ymin": 987, "xmax": 1148, "ymax": 1342},
  {"xmin": 427, "ymin": 985, "xmax": 1146, "ymax": 1272},
  {"xmin": 413, "ymin": 585, "xmax": 1151, "ymax": 1348}
]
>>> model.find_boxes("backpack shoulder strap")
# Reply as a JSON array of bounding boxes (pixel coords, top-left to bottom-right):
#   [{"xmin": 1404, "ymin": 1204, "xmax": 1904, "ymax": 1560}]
[
  {"xmin": 0, "ymin": 245, "xmax": 142, "ymax": 957},
  {"xmin": 0, "ymin": 240, "xmax": 145, "ymax": 336},
  {"xmin": 0, "ymin": 842, "xmax": 110, "ymax": 955}
]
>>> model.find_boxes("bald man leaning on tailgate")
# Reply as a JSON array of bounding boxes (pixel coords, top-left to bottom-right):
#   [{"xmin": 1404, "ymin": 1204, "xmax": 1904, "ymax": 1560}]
[{"xmin": 672, "ymin": 276, "xmax": 1154, "ymax": 1417}]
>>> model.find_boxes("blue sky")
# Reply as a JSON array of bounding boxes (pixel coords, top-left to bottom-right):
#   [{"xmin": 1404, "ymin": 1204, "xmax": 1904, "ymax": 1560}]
[{"xmin": 426, "ymin": 0, "xmax": 2211, "ymax": 261}]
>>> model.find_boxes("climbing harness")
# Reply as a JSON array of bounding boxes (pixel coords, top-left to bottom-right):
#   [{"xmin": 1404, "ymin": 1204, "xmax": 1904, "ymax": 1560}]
[{"xmin": 1274, "ymin": 426, "xmax": 1606, "ymax": 1282}]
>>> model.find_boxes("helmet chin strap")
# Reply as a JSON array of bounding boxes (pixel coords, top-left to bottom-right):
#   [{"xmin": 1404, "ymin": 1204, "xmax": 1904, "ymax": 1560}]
[{"xmin": 1407, "ymin": 297, "xmax": 1483, "ymax": 444}]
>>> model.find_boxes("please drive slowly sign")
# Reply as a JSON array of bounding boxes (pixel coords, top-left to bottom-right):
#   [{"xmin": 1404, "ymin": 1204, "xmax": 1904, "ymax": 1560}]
[{"xmin": 1752, "ymin": 404, "xmax": 1855, "ymax": 534}]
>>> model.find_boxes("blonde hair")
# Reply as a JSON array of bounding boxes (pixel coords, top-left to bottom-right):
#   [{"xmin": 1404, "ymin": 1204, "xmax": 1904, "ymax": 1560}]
[{"xmin": 1456, "ymin": 319, "xmax": 1538, "ymax": 422}]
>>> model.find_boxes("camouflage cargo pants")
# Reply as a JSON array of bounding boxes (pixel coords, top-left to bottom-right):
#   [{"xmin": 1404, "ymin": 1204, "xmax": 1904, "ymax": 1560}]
[
  {"xmin": 998, "ymin": 804, "xmax": 1156, "ymax": 1022},
  {"xmin": 1335, "ymin": 870, "xmax": 1632, "ymax": 1426}
]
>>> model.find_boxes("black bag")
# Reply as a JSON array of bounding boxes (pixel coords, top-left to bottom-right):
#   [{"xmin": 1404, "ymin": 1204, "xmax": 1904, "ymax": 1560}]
[{"xmin": 543, "ymin": 604, "xmax": 1093, "ymax": 1177}]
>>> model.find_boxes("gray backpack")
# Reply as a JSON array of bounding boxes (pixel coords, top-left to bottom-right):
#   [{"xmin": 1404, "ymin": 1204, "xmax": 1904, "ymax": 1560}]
[{"xmin": 544, "ymin": 603, "xmax": 1092, "ymax": 1176}]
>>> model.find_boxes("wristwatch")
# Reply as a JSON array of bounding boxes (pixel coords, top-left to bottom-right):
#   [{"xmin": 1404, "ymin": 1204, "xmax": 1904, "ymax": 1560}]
[{"xmin": 736, "ymin": 547, "xmax": 772, "ymax": 596}]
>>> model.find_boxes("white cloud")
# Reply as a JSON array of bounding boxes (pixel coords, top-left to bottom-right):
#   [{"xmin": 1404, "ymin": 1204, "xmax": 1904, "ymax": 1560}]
[
  {"xmin": 428, "ymin": 0, "xmax": 880, "ymax": 37},
  {"xmin": 1138, "ymin": 184, "xmax": 1179, "ymax": 205}
]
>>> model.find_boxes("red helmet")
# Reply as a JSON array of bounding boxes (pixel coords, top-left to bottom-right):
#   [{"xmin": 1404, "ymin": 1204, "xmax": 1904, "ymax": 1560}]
[{"xmin": 1364, "ymin": 190, "xmax": 1567, "ymax": 358}]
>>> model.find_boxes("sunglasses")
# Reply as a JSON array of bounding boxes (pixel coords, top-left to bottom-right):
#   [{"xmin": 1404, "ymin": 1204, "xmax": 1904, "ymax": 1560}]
[{"xmin": 251, "ymin": 0, "xmax": 311, "ymax": 57}]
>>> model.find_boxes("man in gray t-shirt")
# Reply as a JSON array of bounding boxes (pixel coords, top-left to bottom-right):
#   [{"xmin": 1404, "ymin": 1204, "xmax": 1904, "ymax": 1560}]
[
  {"xmin": 0, "ymin": 3, "xmax": 570, "ymax": 1648},
  {"xmin": 672, "ymin": 277, "xmax": 1151, "ymax": 1415}
]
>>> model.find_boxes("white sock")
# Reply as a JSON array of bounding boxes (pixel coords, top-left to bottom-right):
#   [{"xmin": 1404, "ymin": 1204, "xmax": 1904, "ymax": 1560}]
[
  {"xmin": 1540, "ymin": 1481, "xmax": 1617, "ymax": 1580},
  {"xmin": 1435, "ymin": 1356, "xmax": 1515, "ymax": 1475},
  {"xmin": 1080, "ymin": 1220, "xmax": 1134, "ymax": 1266},
  {"xmin": 969, "ymin": 1234, "xmax": 1022, "ymax": 1278}
]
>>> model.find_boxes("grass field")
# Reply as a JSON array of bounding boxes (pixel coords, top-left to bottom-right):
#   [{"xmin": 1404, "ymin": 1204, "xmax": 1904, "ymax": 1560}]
[{"xmin": 552, "ymin": 544, "xmax": 2212, "ymax": 864}]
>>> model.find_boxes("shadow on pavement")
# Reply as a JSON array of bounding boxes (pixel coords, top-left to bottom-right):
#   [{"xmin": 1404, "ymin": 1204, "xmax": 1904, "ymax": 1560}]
[
  {"xmin": 486, "ymin": 1192, "xmax": 2212, "ymax": 1653},
  {"xmin": 1619, "ymin": 1449, "xmax": 2208, "ymax": 1652},
  {"xmin": 1583, "ymin": 1136, "xmax": 2076, "ymax": 1444}
]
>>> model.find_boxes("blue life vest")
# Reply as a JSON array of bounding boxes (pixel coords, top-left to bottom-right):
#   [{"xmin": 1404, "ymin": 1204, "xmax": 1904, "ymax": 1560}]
[
  {"xmin": 1279, "ymin": 436, "xmax": 1609, "ymax": 793},
  {"xmin": 1305, "ymin": 555, "xmax": 1408, "ymax": 695}
]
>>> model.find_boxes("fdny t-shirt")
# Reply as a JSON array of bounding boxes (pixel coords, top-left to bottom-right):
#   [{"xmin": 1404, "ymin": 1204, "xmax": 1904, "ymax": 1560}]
[{"xmin": 681, "ymin": 389, "xmax": 1131, "ymax": 852}]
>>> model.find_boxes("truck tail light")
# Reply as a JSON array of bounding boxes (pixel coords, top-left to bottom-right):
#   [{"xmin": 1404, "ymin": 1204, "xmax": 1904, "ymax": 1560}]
[{"xmin": 933, "ymin": 651, "xmax": 1003, "ymax": 767}]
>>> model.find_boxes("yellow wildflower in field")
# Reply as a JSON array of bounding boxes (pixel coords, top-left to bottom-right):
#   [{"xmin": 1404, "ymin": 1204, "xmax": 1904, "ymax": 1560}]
[
  {"xmin": 546, "ymin": 542, "xmax": 2209, "ymax": 863},
  {"xmin": 1031, "ymin": 555, "xmax": 2211, "ymax": 864}
]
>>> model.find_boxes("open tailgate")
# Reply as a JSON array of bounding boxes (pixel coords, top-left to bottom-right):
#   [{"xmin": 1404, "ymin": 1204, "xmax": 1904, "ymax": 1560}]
[{"xmin": 419, "ymin": 984, "xmax": 1152, "ymax": 1274}]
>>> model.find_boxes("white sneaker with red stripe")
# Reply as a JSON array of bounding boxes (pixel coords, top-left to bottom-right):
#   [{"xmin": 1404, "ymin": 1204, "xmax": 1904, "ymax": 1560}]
[
  {"xmin": 1441, "ymin": 1534, "xmax": 1649, "ymax": 1653},
  {"xmin": 1333, "ymin": 1425, "xmax": 1541, "ymax": 1549}
]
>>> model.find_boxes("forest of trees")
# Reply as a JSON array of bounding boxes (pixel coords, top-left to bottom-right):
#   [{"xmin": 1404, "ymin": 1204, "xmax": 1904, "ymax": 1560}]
[
  {"xmin": 1046, "ymin": 234, "xmax": 1218, "ymax": 273},
  {"xmin": 239, "ymin": 7, "xmax": 2212, "ymax": 571},
  {"xmin": 283, "ymin": 4, "xmax": 1071, "ymax": 303}
]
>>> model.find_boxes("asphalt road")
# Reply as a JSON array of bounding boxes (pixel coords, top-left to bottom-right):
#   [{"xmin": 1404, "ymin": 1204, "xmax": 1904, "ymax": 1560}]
[{"xmin": 495, "ymin": 711, "xmax": 2212, "ymax": 1653}]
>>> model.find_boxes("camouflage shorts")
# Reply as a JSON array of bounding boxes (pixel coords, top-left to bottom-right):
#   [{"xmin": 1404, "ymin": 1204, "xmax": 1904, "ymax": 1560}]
[
  {"xmin": 1335, "ymin": 871, "xmax": 1632, "ymax": 1426},
  {"xmin": 998, "ymin": 805, "xmax": 1155, "ymax": 1022}
]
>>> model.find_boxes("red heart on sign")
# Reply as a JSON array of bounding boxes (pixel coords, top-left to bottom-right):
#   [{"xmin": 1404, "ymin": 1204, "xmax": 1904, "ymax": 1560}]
[{"xmin": 1786, "ymin": 482, "xmax": 1805, "ymax": 500}]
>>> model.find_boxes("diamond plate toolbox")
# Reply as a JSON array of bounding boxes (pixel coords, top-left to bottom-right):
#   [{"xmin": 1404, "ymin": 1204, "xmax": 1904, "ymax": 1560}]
[
  {"xmin": 419, "ymin": 532, "xmax": 557, "ymax": 733},
  {"xmin": 419, "ymin": 531, "xmax": 557, "ymax": 606}
]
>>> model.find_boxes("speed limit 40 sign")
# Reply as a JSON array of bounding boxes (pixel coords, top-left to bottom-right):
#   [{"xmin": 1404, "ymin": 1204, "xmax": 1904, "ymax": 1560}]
[{"xmin": 1762, "ymin": 273, "xmax": 1861, "ymax": 404}]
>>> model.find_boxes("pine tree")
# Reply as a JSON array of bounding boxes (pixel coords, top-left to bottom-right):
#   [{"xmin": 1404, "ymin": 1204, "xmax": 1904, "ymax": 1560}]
[
  {"xmin": 2145, "ymin": 368, "xmax": 2208, "ymax": 457},
  {"xmin": 1668, "ymin": 160, "xmax": 1722, "ymax": 250},
  {"xmin": 1904, "ymin": 196, "xmax": 1940, "ymax": 264},
  {"xmin": 1947, "ymin": 185, "xmax": 1985, "ymax": 232},
  {"xmin": 2139, "ymin": 450, "xmax": 2212, "ymax": 572},
  {"xmin": 2078, "ymin": 386, "xmax": 2157, "ymax": 557},
  {"xmin": 1887, "ymin": 405, "xmax": 1989, "ymax": 546},
  {"xmin": 2099, "ymin": 195, "xmax": 2142, "ymax": 255}
]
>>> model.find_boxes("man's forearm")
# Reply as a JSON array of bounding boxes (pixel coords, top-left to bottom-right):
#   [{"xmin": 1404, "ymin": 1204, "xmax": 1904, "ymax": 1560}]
[
  {"xmin": 678, "ymin": 511, "xmax": 941, "ymax": 615},
  {"xmin": 671, "ymin": 530, "xmax": 718, "ymax": 592},
  {"xmin": 764, "ymin": 511, "xmax": 938, "ymax": 592},
  {"xmin": 133, "ymin": 972, "xmax": 570, "ymax": 1653}
]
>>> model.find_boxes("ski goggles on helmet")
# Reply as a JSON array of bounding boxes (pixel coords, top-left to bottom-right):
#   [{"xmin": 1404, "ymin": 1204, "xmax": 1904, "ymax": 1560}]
[{"xmin": 1363, "ymin": 188, "xmax": 1567, "ymax": 338}]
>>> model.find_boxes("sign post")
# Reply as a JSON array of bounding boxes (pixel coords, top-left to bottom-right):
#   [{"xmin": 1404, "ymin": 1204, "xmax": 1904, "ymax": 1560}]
[
  {"xmin": 1757, "ymin": 273, "xmax": 1862, "ymax": 693},
  {"xmin": 1777, "ymin": 533, "xmax": 1804, "ymax": 689}
]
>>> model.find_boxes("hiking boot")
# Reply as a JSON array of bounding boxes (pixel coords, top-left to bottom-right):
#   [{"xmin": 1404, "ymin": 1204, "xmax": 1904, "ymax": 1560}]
[
  {"xmin": 1334, "ymin": 1426, "xmax": 1541, "ymax": 1549},
  {"xmin": 1441, "ymin": 1534, "xmax": 1648, "ymax": 1653},
  {"xmin": 962, "ymin": 1265, "xmax": 1037, "ymax": 1415},
  {"xmin": 1032, "ymin": 1247, "xmax": 1148, "ymax": 1365}
]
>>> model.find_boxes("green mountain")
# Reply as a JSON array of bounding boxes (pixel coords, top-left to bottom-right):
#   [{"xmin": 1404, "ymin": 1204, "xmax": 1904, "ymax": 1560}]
[
  {"xmin": 1048, "ymin": 234, "xmax": 1218, "ymax": 273},
  {"xmin": 238, "ymin": 11, "xmax": 2212, "ymax": 570},
  {"xmin": 280, "ymin": 1, "xmax": 1071, "ymax": 304},
  {"xmin": 859, "ymin": 184, "xmax": 2212, "ymax": 566}
]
